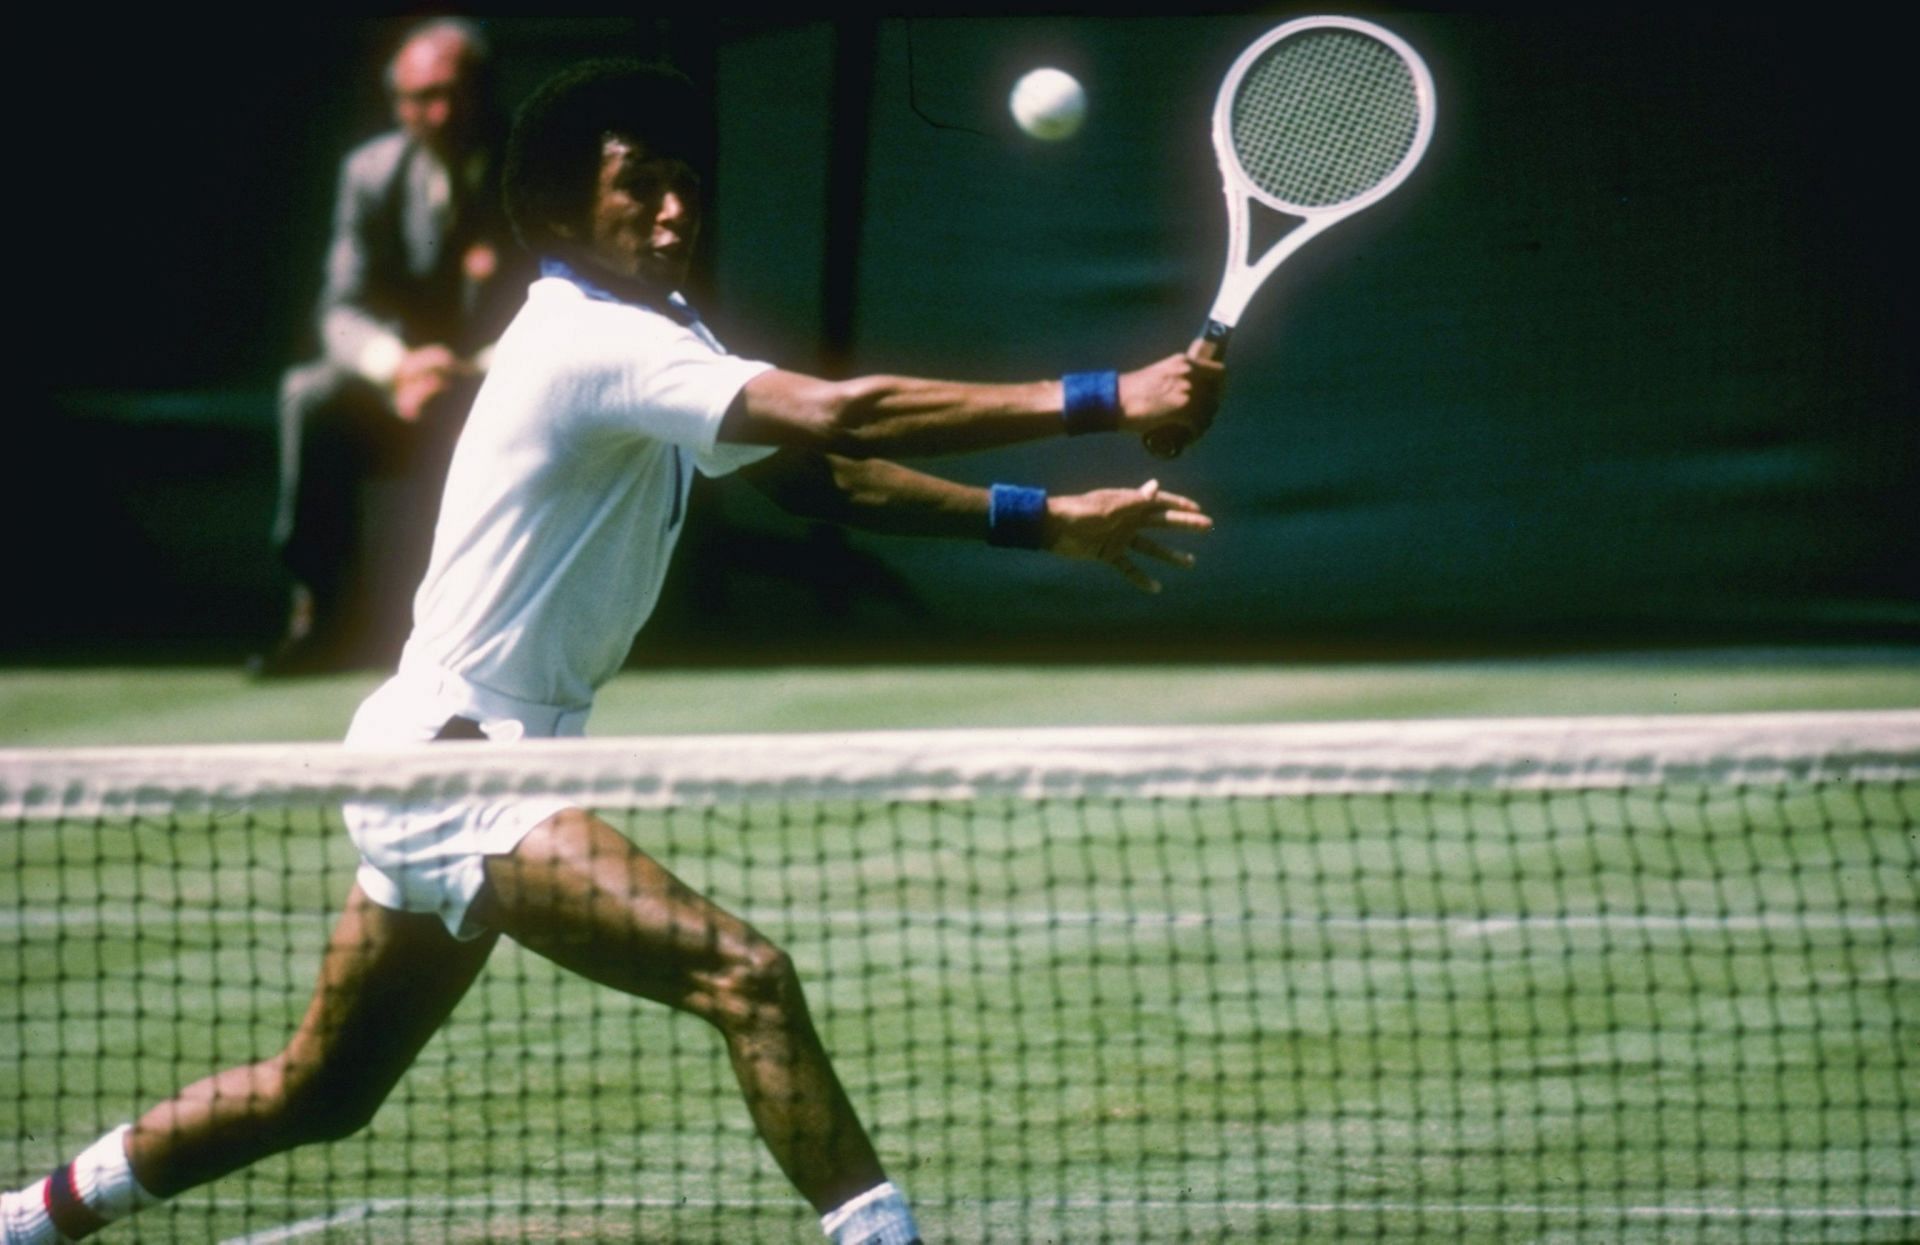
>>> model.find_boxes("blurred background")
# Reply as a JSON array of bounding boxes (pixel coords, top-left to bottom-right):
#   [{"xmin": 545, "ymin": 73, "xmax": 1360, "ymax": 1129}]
[{"xmin": 13, "ymin": 9, "xmax": 1915, "ymax": 668}]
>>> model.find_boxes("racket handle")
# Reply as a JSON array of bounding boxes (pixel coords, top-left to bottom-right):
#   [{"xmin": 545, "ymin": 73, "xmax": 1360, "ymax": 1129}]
[{"xmin": 1143, "ymin": 321, "xmax": 1231, "ymax": 460}]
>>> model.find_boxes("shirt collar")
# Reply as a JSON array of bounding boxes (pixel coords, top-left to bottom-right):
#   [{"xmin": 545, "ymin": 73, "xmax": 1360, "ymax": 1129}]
[{"xmin": 539, "ymin": 257, "xmax": 699, "ymax": 326}]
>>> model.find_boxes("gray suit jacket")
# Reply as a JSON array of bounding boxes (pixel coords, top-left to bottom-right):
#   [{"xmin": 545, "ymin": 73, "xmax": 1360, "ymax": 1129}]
[{"xmin": 316, "ymin": 128, "xmax": 529, "ymax": 377}]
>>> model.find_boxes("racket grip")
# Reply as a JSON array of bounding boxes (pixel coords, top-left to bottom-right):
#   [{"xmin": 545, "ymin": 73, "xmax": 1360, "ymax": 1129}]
[{"xmin": 1143, "ymin": 321, "xmax": 1231, "ymax": 460}]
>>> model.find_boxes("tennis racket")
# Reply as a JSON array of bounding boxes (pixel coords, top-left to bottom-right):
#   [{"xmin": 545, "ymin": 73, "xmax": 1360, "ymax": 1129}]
[{"xmin": 1147, "ymin": 15, "xmax": 1437, "ymax": 459}]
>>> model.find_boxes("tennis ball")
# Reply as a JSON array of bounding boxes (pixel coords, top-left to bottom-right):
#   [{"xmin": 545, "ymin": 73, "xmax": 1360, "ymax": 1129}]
[{"xmin": 1010, "ymin": 68, "xmax": 1086, "ymax": 141}]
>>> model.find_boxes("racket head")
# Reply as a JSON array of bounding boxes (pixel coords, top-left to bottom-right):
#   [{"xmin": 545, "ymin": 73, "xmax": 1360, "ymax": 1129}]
[{"xmin": 1214, "ymin": 15, "xmax": 1436, "ymax": 220}]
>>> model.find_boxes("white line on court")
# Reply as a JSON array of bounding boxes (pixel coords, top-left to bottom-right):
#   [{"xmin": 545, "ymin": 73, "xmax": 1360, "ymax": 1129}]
[
  {"xmin": 215, "ymin": 1192, "xmax": 1918, "ymax": 1243},
  {"xmin": 219, "ymin": 1198, "xmax": 394, "ymax": 1243}
]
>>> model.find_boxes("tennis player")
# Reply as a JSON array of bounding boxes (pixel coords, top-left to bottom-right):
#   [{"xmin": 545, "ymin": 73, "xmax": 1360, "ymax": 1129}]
[{"xmin": 2, "ymin": 60, "xmax": 1220, "ymax": 1245}]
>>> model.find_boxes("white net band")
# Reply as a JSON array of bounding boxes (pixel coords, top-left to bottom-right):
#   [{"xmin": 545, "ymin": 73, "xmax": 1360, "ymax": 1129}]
[{"xmin": 5, "ymin": 710, "xmax": 1916, "ymax": 820}]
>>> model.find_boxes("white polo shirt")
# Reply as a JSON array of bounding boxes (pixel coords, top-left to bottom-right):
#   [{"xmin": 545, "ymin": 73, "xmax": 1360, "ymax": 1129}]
[
  {"xmin": 393, "ymin": 269, "xmax": 775, "ymax": 718},
  {"xmin": 338, "ymin": 267, "xmax": 777, "ymax": 935}
]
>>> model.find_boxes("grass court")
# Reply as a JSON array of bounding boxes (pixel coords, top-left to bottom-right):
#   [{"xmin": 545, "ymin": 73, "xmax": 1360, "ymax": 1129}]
[{"xmin": 4, "ymin": 653, "xmax": 1916, "ymax": 1241}]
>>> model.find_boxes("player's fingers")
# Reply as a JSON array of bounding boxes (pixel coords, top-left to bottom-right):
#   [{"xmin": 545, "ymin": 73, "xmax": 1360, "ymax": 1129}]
[
  {"xmin": 1110, "ymin": 556, "xmax": 1161, "ymax": 595},
  {"xmin": 1146, "ymin": 509, "xmax": 1213, "ymax": 532},
  {"xmin": 1119, "ymin": 483, "xmax": 1207, "ymax": 521},
  {"xmin": 1147, "ymin": 490, "xmax": 1206, "ymax": 513},
  {"xmin": 1131, "ymin": 536, "xmax": 1194, "ymax": 569}
]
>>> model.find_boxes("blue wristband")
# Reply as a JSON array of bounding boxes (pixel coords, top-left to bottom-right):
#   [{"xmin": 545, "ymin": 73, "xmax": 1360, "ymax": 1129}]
[
  {"xmin": 987, "ymin": 483, "xmax": 1049, "ymax": 549},
  {"xmin": 1062, "ymin": 370, "xmax": 1122, "ymax": 435}
]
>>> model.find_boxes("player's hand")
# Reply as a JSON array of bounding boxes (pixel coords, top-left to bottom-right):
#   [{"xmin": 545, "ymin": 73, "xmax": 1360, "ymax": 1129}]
[
  {"xmin": 1119, "ymin": 353, "xmax": 1225, "ymax": 447},
  {"xmin": 1044, "ymin": 479, "xmax": 1213, "ymax": 594}
]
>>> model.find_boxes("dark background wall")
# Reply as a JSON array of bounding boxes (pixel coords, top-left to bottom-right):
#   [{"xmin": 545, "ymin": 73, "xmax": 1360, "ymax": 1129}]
[{"xmin": 13, "ymin": 11, "xmax": 1915, "ymax": 662}]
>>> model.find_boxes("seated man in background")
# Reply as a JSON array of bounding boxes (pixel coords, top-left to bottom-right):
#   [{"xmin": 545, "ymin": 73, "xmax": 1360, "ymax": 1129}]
[{"xmin": 261, "ymin": 17, "xmax": 531, "ymax": 675}]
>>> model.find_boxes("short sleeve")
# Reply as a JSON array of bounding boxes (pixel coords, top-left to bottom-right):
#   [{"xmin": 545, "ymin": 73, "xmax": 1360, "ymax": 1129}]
[
  {"xmin": 608, "ymin": 325, "xmax": 772, "ymax": 453},
  {"xmin": 507, "ymin": 280, "xmax": 773, "ymax": 455},
  {"xmin": 693, "ymin": 439, "xmax": 777, "ymax": 479}
]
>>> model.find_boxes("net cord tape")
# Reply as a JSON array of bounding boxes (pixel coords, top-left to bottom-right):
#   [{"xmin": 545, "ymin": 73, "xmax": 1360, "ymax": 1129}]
[{"xmin": 4, "ymin": 711, "xmax": 1916, "ymax": 821}]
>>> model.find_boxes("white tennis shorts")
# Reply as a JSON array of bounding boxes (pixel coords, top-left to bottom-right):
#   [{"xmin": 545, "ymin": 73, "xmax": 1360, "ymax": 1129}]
[{"xmin": 341, "ymin": 664, "xmax": 591, "ymax": 940}]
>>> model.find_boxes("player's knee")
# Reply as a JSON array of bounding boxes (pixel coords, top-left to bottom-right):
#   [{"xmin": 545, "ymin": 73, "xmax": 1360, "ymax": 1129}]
[
  {"xmin": 732, "ymin": 937, "xmax": 798, "ymax": 1007},
  {"xmin": 709, "ymin": 937, "xmax": 799, "ymax": 1033}
]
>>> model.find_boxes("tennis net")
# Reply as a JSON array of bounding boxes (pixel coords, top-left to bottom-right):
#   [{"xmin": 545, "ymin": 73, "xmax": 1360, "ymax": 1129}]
[{"xmin": 4, "ymin": 711, "xmax": 1916, "ymax": 1242}]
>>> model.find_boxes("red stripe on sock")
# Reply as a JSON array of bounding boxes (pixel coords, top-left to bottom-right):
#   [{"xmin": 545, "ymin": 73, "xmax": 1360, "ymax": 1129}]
[{"xmin": 44, "ymin": 1163, "xmax": 108, "ymax": 1240}]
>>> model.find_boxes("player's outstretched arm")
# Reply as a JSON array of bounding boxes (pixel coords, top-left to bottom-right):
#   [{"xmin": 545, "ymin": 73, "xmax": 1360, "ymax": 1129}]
[
  {"xmin": 720, "ymin": 354, "xmax": 1222, "ymax": 459},
  {"xmin": 743, "ymin": 453, "xmax": 1212, "ymax": 593}
]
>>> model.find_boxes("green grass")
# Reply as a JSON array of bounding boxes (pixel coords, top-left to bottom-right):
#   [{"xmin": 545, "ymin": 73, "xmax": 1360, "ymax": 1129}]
[
  {"xmin": 5, "ymin": 780, "xmax": 1916, "ymax": 1242},
  {"xmin": 2, "ymin": 647, "xmax": 1918, "ymax": 746},
  {"xmin": 3, "ymin": 655, "xmax": 1916, "ymax": 1239}
]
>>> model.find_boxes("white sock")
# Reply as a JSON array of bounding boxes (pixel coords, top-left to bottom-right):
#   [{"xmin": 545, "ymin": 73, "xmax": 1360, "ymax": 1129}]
[
  {"xmin": 1, "ymin": 1126, "xmax": 162, "ymax": 1243},
  {"xmin": 821, "ymin": 1181, "xmax": 920, "ymax": 1245},
  {"xmin": 1, "ymin": 1180, "xmax": 57, "ymax": 1245}
]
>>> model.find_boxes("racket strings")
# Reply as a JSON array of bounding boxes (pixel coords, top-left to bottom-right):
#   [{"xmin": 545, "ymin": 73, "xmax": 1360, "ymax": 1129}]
[{"xmin": 1231, "ymin": 29, "xmax": 1422, "ymax": 209}]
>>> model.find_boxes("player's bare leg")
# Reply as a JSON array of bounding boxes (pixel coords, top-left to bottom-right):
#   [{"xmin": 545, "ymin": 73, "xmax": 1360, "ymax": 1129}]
[
  {"xmin": 478, "ymin": 809, "xmax": 889, "ymax": 1216},
  {"xmin": 3, "ymin": 887, "xmax": 492, "ymax": 1241},
  {"xmin": 131, "ymin": 885, "xmax": 496, "ymax": 1195}
]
